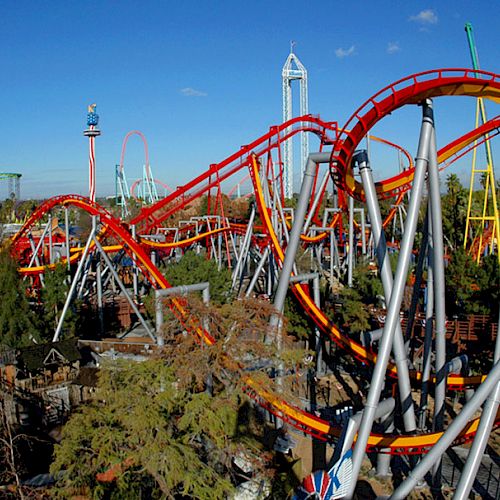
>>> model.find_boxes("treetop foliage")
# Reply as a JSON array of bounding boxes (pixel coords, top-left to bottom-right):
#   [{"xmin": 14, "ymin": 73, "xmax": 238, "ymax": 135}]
[
  {"xmin": 51, "ymin": 296, "xmax": 308, "ymax": 499},
  {"xmin": 162, "ymin": 250, "xmax": 232, "ymax": 304},
  {"xmin": 0, "ymin": 247, "xmax": 37, "ymax": 348}
]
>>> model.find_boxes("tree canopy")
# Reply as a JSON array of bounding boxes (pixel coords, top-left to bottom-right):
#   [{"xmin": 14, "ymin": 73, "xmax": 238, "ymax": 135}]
[
  {"xmin": 51, "ymin": 297, "xmax": 306, "ymax": 499},
  {"xmin": 0, "ymin": 248, "xmax": 37, "ymax": 348},
  {"xmin": 162, "ymin": 250, "xmax": 232, "ymax": 304}
]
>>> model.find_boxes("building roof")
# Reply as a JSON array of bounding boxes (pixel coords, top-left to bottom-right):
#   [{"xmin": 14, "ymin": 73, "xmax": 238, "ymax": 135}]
[{"xmin": 17, "ymin": 338, "xmax": 82, "ymax": 372}]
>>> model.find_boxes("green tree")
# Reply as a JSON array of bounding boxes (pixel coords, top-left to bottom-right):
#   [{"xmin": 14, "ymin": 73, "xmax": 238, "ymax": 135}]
[
  {"xmin": 333, "ymin": 263, "xmax": 382, "ymax": 335},
  {"xmin": 162, "ymin": 250, "xmax": 232, "ymax": 304},
  {"xmin": 442, "ymin": 173, "xmax": 467, "ymax": 250},
  {"xmin": 284, "ymin": 293, "xmax": 315, "ymax": 341},
  {"xmin": 0, "ymin": 248, "xmax": 37, "ymax": 348},
  {"xmin": 51, "ymin": 297, "xmax": 303, "ymax": 499},
  {"xmin": 336, "ymin": 286, "xmax": 371, "ymax": 334},
  {"xmin": 444, "ymin": 247, "xmax": 492, "ymax": 316}
]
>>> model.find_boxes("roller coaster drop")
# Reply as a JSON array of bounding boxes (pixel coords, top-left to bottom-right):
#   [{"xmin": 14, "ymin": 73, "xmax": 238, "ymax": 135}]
[{"xmin": 11, "ymin": 69, "xmax": 500, "ymax": 498}]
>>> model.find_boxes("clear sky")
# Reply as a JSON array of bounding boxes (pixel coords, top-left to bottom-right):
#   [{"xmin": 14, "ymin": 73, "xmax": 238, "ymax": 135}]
[{"xmin": 0, "ymin": 1, "xmax": 498, "ymax": 199}]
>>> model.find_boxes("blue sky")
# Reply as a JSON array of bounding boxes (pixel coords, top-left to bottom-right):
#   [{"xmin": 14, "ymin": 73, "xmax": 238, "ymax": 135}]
[{"xmin": 0, "ymin": 1, "xmax": 498, "ymax": 199}]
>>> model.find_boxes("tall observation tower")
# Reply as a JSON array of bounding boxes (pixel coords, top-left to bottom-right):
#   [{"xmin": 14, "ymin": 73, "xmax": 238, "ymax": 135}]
[
  {"xmin": 84, "ymin": 104, "xmax": 101, "ymax": 203},
  {"xmin": 282, "ymin": 43, "xmax": 309, "ymax": 199}
]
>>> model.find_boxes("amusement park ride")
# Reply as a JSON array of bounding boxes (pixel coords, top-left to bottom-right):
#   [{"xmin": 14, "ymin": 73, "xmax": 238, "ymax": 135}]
[{"xmin": 7, "ymin": 35, "xmax": 500, "ymax": 499}]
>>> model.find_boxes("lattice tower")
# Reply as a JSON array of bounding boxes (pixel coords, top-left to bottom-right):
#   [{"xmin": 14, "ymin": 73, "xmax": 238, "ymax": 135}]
[
  {"xmin": 463, "ymin": 23, "xmax": 500, "ymax": 262},
  {"xmin": 0, "ymin": 173, "xmax": 21, "ymax": 200},
  {"xmin": 282, "ymin": 44, "xmax": 309, "ymax": 199}
]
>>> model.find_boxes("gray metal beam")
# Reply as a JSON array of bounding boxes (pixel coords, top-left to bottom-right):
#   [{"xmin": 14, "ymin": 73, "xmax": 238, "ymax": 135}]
[
  {"xmin": 53, "ymin": 222, "xmax": 97, "ymax": 342},
  {"xmin": 356, "ymin": 150, "xmax": 417, "ymax": 436},
  {"xmin": 428, "ymin": 127, "xmax": 447, "ymax": 492},
  {"xmin": 390, "ymin": 359, "xmax": 500, "ymax": 499},
  {"xmin": 347, "ymin": 100, "xmax": 434, "ymax": 498},
  {"xmin": 453, "ymin": 311, "xmax": 500, "ymax": 500},
  {"xmin": 155, "ymin": 282, "xmax": 210, "ymax": 345},
  {"xmin": 269, "ymin": 152, "xmax": 330, "ymax": 331},
  {"xmin": 93, "ymin": 237, "xmax": 155, "ymax": 341}
]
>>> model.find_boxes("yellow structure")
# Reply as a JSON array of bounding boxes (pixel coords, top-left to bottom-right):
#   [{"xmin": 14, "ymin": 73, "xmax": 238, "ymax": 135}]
[{"xmin": 463, "ymin": 23, "xmax": 500, "ymax": 262}]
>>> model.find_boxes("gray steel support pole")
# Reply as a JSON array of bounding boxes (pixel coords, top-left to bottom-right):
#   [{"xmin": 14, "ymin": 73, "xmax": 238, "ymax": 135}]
[
  {"xmin": 405, "ymin": 209, "xmax": 428, "ymax": 351},
  {"xmin": 28, "ymin": 233, "xmax": 41, "ymax": 268},
  {"xmin": 428, "ymin": 127, "xmax": 447, "ymax": 493},
  {"xmin": 28, "ymin": 223, "xmax": 50, "ymax": 268},
  {"xmin": 269, "ymin": 153, "xmax": 330, "ymax": 329},
  {"xmin": 398, "ymin": 205, "xmax": 405, "ymax": 236},
  {"xmin": 330, "ymin": 231, "xmax": 334, "ymax": 282},
  {"xmin": 376, "ymin": 410, "xmax": 394, "ymax": 477},
  {"xmin": 347, "ymin": 195, "xmax": 354, "ymax": 287},
  {"xmin": 155, "ymin": 282, "xmax": 210, "ymax": 346},
  {"xmin": 303, "ymin": 169, "xmax": 330, "ymax": 234},
  {"xmin": 419, "ymin": 205, "xmax": 434, "ymax": 430},
  {"xmin": 53, "ymin": 224, "xmax": 97, "ymax": 342},
  {"xmin": 77, "ymin": 254, "xmax": 92, "ymax": 299},
  {"xmin": 96, "ymin": 255, "xmax": 104, "ymax": 335},
  {"xmin": 390, "ymin": 359, "xmax": 500, "ymax": 499},
  {"xmin": 64, "ymin": 207, "xmax": 71, "ymax": 270},
  {"xmin": 312, "ymin": 274, "xmax": 322, "ymax": 374},
  {"xmin": 93, "ymin": 237, "xmax": 155, "ymax": 341},
  {"xmin": 131, "ymin": 224, "xmax": 138, "ymax": 299},
  {"xmin": 347, "ymin": 101, "xmax": 434, "ymax": 499},
  {"xmin": 273, "ymin": 186, "xmax": 291, "ymax": 244},
  {"xmin": 78, "ymin": 215, "xmax": 99, "ymax": 300},
  {"xmin": 48, "ymin": 213, "xmax": 53, "ymax": 265},
  {"xmin": 333, "ymin": 397, "xmax": 395, "ymax": 463},
  {"xmin": 232, "ymin": 205, "xmax": 255, "ymax": 288},
  {"xmin": 359, "ymin": 208, "xmax": 366, "ymax": 255},
  {"xmin": 356, "ymin": 151, "xmax": 417, "ymax": 435},
  {"xmin": 453, "ymin": 311, "xmax": 500, "ymax": 500},
  {"xmin": 290, "ymin": 273, "xmax": 322, "ymax": 373},
  {"xmin": 245, "ymin": 247, "xmax": 270, "ymax": 298}
]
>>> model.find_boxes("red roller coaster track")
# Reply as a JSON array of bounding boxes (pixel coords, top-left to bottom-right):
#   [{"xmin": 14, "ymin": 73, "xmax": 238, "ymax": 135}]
[{"xmin": 10, "ymin": 69, "xmax": 500, "ymax": 455}]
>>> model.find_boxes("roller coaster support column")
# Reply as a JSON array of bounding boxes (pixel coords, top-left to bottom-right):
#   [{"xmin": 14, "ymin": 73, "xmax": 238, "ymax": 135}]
[
  {"xmin": 48, "ymin": 213, "xmax": 53, "ymax": 264},
  {"xmin": 269, "ymin": 153, "xmax": 330, "ymax": 334},
  {"xmin": 131, "ymin": 225, "xmax": 139, "ymax": 300},
  {"xmin": 419, "ymin": 204, "xmax": 433, "ymax": 430},
  {"xmin": 303, "ymin": 169, "xmax": 330, "ymax": 234},
  {"xmin": 390, "ymin": 359, "xmax": 500, "ymax": 499},
  {"xmin": 245, "ymin": 247, "xmax": 270, "ymax": 298},
  {"xmin": 290, "ymin": 273, "xmax": 321, "ymax": 373},
  {"xmin": 333, "ymin": 397, "xmax": 395, "ymax": 464},
  {"xmin": 27, "ymin": 223, "xmax": 51, "ymax": 268},
  {"xmin": 376, "ymin": 410, "xmax": 395, "ymax": 478},
  {"xmin": 347, "ymin": 101, "xmax": 434, "ymax": 499},
  {"xmin": 453, "ymin": 311, "xmax": 500, "ymax": 500},
  {"xmin": 347, "ymin": 195, "xmax": 354, "ymax": 287},
  {"xmin": 155, "ymin": 283, "xmax": 210, "ymax": 346},
  {"xmin": 27, "ymin": 233, "xmax": 45, "ymax": 286},
  {"xmin": 53, "ymin": 223, "xmax": 97, "ymax": 342},
  {"xmin": 64, "ymin": 208, "xmax": 70, "ymax": 270},
  {"xmin": 232, "ymin": 204, "xmax": 255, "ymax": 290},
  {"xmin": 355, "ymin": 208, "xmax": 367, "ymax": 255},
  {"xmin": 428, "ymin": 126, "xmax": 447, "ymax": 493},
  {"xmin": 405, "ymin": 209, "xmax": 428, "ymax": 354},
  {"xmin": 96, "ymin": 248, "xmax": 104, "ymax": 335},
  {"xmin": 92, "ymin": 237, "xmax": 155, "ymax": 341},
  {"xmin": 354, "ymin": 150, "xmax": 417, "ymax": 435}
]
